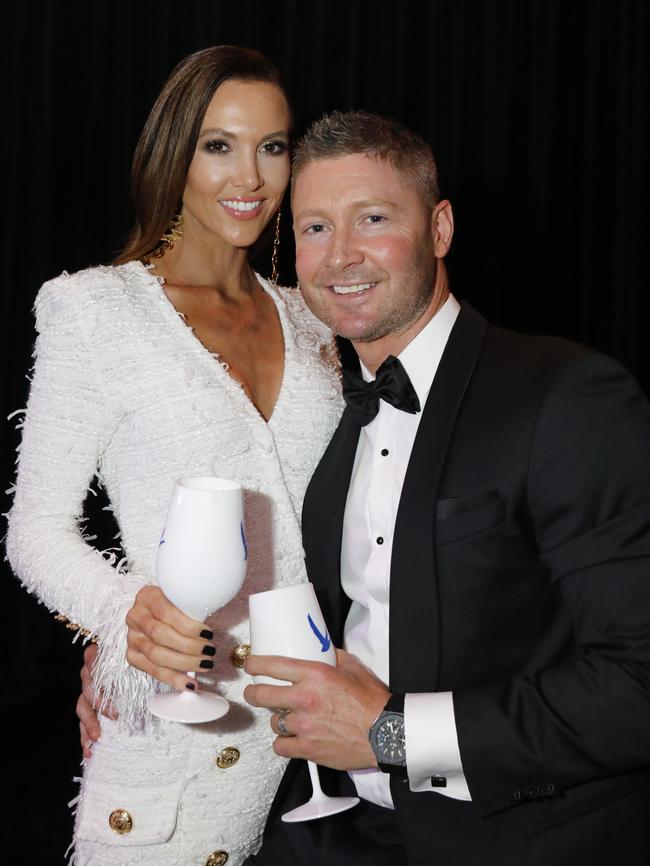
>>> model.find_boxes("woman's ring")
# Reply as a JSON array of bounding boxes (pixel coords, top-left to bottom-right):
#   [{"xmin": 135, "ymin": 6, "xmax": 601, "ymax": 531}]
[{"xmin": 277, "ymin": 709, "xmax": 292, "ymax": 737}]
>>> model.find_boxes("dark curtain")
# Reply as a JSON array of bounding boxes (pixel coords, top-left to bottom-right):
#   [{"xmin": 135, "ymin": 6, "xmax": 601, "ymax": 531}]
[{"xmin": 2, "ymin": 1, "xmax": 647, "ymax": 860}]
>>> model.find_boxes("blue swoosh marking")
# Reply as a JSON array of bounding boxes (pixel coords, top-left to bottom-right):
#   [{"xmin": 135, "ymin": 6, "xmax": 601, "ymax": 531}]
[
  {"xmin": 240, "ymin": 522, "xmax": 248, "ymax": 561},
  {"xmin": 307, "ymin": 613, "xmax": 331, "ymax": 652}
]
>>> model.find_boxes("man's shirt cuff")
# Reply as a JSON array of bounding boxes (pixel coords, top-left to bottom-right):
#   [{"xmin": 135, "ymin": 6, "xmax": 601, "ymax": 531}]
[{"xmin": 405, "ymin": 691, "xmax": 472, "ymax": 800}]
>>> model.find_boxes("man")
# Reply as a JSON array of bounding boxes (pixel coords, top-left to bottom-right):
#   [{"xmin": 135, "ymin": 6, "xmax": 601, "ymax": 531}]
[
  {"xmin": 241, "ymin": 111, "xmax": 650, "ymax": 864},
  {"xmin": 79, "ymin": 112, "xmax": 650, "ymax": 864}
]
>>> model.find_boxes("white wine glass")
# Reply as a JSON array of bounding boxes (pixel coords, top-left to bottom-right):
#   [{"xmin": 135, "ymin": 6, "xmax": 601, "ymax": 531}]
[
  {"xmin": 148, "ymin": 476, "xmax": 248, "ymax": 723},
  {"xmin": 249, "ymin": 583, "xmax": 360, "ymax": 822}
]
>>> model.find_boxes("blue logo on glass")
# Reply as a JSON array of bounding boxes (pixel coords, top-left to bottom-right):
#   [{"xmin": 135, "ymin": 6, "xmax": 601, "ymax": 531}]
[
  {"xmin": 307, "ymin": 613, "xmax": 331, "ymax": 652},
  {"xmin": 240, "ymin": 522, "xmax": 248, "ymax": 561}
]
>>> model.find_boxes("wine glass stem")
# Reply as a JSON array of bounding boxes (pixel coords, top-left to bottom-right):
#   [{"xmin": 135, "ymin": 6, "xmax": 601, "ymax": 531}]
[{"xmin": 307, "ymin": 760, "xmax": 327, "ymax": 801}]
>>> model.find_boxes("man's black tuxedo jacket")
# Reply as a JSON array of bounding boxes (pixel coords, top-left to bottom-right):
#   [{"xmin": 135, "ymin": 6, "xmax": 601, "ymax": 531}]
[{"xmin": 272, "ymin": 303, "xmax": 650, "ymax": 862}]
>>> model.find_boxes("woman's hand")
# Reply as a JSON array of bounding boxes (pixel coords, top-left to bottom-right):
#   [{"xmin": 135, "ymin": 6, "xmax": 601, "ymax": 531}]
[
  {"xmin": 77, "ymin": 643, "xmax": 118, "ymax": 758},
  {"xmin": 125, "ymin": 585, "xmax": 217, "ymax": 691}
]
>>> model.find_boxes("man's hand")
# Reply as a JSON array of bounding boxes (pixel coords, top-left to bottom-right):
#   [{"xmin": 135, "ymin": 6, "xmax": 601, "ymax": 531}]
[
  {"xmin": 125, "ymin": 585, "xmax": 217, "ymax": 691},
  {"xmin": 243, "ymin": 648, "xmax": 390, "ymax": 770},
  {"xmin": 77, "ymin": 643, "xmax": 118, "ymax": 758}
]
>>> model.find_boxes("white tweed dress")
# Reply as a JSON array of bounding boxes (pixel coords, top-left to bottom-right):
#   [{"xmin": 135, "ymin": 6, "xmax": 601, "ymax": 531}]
[{"xmin": 6, "ymin": 260, "xmax": 343, "ymax": 865}]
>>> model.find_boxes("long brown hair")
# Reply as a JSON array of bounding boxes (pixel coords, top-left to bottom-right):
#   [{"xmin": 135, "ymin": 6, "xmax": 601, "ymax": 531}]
[{"xmin": 115, "ymin": 45, "xmax": 290, "ymax": 265}]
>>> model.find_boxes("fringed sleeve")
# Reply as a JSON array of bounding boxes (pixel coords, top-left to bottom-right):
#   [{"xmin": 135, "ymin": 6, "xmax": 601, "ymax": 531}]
[{"xmin": 5, "ymin": 273, "xmax": 155, "ymax": 730}]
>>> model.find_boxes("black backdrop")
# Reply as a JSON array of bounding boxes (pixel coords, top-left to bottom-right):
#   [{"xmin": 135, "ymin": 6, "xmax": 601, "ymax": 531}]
[{"xmin": 2, "ymin": 1, "xmax": 648, "ymax": 861}]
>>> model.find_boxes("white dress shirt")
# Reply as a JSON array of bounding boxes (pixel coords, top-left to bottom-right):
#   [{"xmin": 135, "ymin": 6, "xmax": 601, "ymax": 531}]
[{"xmin": 341, "ymin": 294, "xmax": 472, "ymax": 807}]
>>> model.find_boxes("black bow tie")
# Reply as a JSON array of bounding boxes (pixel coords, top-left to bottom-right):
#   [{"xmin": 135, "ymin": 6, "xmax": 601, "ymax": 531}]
[{"xmin": 342, "ymin": 355, "xmax": 421, "ymax": 427}]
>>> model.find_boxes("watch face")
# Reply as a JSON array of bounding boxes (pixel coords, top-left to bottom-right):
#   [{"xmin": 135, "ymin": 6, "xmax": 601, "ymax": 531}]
[{"xmin": 376, "ymin": 712, "xmax": 405, "ymax": 764}]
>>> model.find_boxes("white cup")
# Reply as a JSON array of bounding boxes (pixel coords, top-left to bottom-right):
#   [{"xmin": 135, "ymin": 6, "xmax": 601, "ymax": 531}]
[
  {"xmin": 156, "ymin": 476, "xmax": 245, "ymax": 621},
  {"xmin": 249, "ymin": 583, "xmax": 335, "ymax": 684}
]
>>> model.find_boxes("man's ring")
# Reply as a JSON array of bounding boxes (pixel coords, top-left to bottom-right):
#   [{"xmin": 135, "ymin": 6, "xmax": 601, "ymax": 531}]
[{"xmin": 277, "ymin": 709, "xmax": 292, "ymax": 737}]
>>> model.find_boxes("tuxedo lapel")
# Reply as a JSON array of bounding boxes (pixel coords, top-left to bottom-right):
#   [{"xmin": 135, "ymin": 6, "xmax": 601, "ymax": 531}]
[
  {"xmin": 389, "ymin": 303, "xmax": 488, "ymax": 693},
  {"xmin": 301, "ymin": 406, "xmax": 360, "ymax": 645}
]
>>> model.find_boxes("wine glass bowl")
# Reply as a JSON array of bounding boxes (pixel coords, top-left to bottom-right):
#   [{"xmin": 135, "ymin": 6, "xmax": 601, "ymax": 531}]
[
  {"xmin": 148, "ymin": 476, "xmax": 248, "ymax": 723},
  {"xmin": 249, "ymin": 583, "xmax": 336, "ymax": 684}
]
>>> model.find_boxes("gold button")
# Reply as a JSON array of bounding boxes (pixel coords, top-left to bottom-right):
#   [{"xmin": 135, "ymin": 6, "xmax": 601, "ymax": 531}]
[
  {"xmin": 206, "ymin": 852, "xmax": 228, "ymax": 866},
  {"xmin": 216, "ymin": 746, "xmax": 241, "ymax": 769},
  {"xmin": 108, "ymin": 809, "xmax": 133, "ymax": 835},
  {"xmin": 231, "ymin": 643, "xmax": 250, "ymax": 668}
]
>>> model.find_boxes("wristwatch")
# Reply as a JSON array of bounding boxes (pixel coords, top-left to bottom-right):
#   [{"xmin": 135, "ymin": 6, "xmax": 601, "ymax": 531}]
[{"xmin": 368, "ymin": 693, "xmax": 407, "ymax": 777}]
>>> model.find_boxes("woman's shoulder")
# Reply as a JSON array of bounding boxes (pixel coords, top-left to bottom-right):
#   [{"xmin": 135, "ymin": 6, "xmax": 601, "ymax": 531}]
[
  {"xmin": 35, "ymin": 261, "xmax": 150, "ymax": 326},
  {"xmin": 256, "ymin": 274, "xmax": 334, "ymax": 344},
  {"xmin": 38, "ymin": 261, "xmax": 144, "ymax": 302}
]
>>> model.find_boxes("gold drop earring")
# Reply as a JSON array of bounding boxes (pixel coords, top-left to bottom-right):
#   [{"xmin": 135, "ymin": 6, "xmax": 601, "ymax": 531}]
[{"xmin": 271, "ymin": 208, "xmax": 281, "ymax": 284}]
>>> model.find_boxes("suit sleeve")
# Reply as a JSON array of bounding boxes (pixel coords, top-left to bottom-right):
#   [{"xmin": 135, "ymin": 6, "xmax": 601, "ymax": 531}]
[{"xmin": 453, "ymin": 351, "xmax": 650, "ymax": 814}]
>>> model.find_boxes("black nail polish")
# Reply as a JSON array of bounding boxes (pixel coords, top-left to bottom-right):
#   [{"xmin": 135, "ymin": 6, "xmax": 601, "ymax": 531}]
[
  {"xmin": 202, "ymin": 645, "xmax": 216, "ymax": 657},
  {"xmin": 185, "ymin": 682, "xmax": 196, "ymax": 691},
  {"xmin": 200, "ymin": 629, "xmax": 214, "ymax": 640},
  {"xmin": 200, "ymin": 659, "xmax": 214, "ymax": 669}
]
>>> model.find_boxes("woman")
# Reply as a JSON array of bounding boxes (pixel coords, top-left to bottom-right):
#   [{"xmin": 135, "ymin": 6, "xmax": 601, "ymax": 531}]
[{"xmin": 6, "ymin": 46, "xmax": 342, "ymax": 866}]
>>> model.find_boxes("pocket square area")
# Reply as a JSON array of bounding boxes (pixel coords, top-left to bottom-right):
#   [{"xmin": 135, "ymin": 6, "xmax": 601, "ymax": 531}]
[{"xmin": 436, "ymin": 489, "xmax": 502, "ymax": 521}]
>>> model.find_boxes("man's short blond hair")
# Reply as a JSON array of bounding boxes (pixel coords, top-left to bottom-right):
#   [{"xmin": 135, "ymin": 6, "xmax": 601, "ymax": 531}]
[{"xmin": 292, "ymin": 110, "xmax": 440, "ymax": 209}]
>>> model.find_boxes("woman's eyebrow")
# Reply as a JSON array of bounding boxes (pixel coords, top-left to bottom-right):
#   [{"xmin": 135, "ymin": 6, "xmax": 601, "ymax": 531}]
[
  {"xmin": 198, "ymin": 127, "xmax": 237, "ymax": 139},
  {"xmin": 198, "ymin": 128, "xmax": 289, "ymax": 140}
]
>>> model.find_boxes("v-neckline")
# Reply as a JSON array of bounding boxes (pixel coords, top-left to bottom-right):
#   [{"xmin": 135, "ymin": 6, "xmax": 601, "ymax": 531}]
[{"xmin": 135, "ymin": 260, "xmax": 289, "ymax": 427}]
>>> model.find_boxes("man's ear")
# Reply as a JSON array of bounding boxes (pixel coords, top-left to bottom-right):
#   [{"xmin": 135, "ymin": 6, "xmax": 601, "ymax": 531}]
[{"xmin": 431, "ymin": 200, "xmax": 454, "ymax": 258}]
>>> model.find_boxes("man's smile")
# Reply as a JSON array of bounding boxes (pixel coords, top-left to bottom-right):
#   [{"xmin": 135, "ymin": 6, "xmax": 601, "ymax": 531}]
[{"xmin": 331, "ymin": 282, "xmax": 377, "ymax": 295}]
